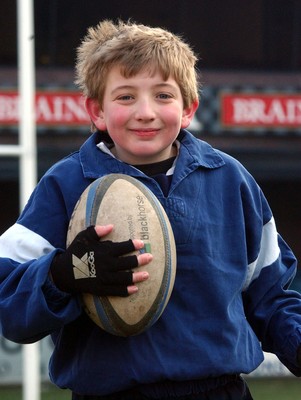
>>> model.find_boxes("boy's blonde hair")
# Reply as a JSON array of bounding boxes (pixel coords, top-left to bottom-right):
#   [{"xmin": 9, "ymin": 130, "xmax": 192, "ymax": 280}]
[{"xmin": 75, "ymin": 20, "xmax": 199, "ymax": 109}]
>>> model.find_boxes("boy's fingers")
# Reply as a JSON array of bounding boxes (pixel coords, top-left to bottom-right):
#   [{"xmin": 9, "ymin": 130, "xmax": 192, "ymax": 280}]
[
  {"xmin": 94, "ymin": 224, "xmax": 114, "ymax": 238},
  {"xmin": 132, "ymin": 271, "xmax": 149, "ymax": 284},
  {"xmin": 137, "ymin": 252, "xmax": 153, "ymax": 266},
  {"xmin": 132, "ymin": 239, "xmax": 146, "ymax": 250}
]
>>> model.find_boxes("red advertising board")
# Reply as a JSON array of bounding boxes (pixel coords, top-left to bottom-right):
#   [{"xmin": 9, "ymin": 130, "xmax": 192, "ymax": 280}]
[
  {"xmin": 2, "ymin": 90, "xmax": 301, "ymax": 130},
  {"xmin": 221, "ymin": 93, "xmax": 301, "ymax": 128},
  {"xmin": 0, "ymin": 90, "xmax": 90, "ymax": 126}
]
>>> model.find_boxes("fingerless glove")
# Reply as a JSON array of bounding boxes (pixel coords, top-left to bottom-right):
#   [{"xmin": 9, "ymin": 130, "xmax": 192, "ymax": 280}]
[{"xmin": 50, "ymin": 226, "xmax": 138, "ymax": 296}]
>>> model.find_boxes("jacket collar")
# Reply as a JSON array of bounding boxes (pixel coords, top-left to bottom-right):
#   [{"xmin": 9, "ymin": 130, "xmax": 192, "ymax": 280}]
[
  {"xmin": 177, "ymin": 129, "xmax": 225, "ymax": 169},
  {"xmin": 79, "ymin": 129, "xmax": 225, "ymax": 179}
]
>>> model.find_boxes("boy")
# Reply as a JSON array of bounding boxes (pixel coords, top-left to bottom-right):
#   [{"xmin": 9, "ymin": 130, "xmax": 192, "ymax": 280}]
[{"xmin": 0, "ymin": 19, "xmax": 301, "ymax": 400}]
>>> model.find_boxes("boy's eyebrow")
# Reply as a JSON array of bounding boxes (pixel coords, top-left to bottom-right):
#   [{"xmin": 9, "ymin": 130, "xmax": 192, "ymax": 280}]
[
  {"xmin": 154, "ymin": 83, "xmax": 178, "ymax": 91},
  {"xmin": 110, "ymin": 85, "xmax": 135, "ymax": 94},
  {"xmin": 110, "ymin": 82, "xmax": 178, "ymax": 95}
]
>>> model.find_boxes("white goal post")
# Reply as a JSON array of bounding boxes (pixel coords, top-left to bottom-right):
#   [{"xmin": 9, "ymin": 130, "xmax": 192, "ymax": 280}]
[{"xmin": 0, "ymin": 1, "xmax": 40, "ymax": 399}]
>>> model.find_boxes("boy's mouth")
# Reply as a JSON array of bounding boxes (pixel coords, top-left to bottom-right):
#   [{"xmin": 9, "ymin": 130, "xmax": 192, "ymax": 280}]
[{"xmin": 130, "ymin": 128, "xmax": 159, "ymax": 137}]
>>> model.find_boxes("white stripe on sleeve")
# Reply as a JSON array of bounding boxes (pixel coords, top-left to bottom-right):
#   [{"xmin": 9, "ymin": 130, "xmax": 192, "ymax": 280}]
[
  {"xmin": 0, "ymin": 223, "xmax": 55, "ymax": 263},
  {"xmin": 243, "ymin": 217, "xmax": 280, "ymax": 291}
]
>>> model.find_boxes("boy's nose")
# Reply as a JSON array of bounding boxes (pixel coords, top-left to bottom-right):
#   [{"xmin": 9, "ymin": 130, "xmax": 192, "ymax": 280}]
[{"xmin": 135, "ymin": 99, "xmax": 156, "ymax": 120}]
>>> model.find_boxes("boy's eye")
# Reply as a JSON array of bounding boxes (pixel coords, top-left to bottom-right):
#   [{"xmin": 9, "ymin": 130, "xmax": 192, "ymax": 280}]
[
  {"xmin": 157, "ymin": 93, "xmax": 172, "ymax": 100},
  {"xmin": 117, "ymin": 95, "xmax": 134, "ymax": 101}
]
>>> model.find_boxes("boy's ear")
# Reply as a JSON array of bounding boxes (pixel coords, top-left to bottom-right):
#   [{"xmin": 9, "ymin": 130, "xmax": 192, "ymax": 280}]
[
  {"xmin": 85, "ymin": 97, "xmax": 107, "ymax": 131},
  {"xmin": 181, "ymin": 99, "xmax": 199, "ymax": 129}
]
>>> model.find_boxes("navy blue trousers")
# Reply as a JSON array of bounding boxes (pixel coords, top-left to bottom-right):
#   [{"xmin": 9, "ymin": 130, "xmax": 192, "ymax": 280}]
[{"xmin": 72, "ymin": 375, "xmax": 253, "ymax": 400}]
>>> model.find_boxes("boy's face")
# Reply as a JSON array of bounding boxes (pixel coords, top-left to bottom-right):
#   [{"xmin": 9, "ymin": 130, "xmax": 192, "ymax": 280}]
[{"xmin": 86, "ymin": 66, "xmax": 198, "ymax": 165}]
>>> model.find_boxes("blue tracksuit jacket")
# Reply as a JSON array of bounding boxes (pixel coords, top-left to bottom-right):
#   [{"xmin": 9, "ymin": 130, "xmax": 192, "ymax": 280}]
[{"xmin": 0, "ymin": 129, "xmax": 300, "ymax": 395}]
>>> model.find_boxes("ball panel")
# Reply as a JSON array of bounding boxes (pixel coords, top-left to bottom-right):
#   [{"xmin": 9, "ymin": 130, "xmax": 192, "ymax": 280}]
[
  {"xmin": 67, "ymin": 188, "xmax": 89, "ymax": 246},
  {"xmin": 67, "ymin": 174, "xmax": 176, "ymax": 336},
  {"xmin": 88, "ymin": 176, "xmax": 167, "ymax": 328}
]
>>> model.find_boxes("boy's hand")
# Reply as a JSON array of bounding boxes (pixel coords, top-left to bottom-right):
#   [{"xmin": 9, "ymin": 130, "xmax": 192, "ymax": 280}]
[{"xmin": 50, "ymin": 225, "xmax": 152, "ymax": 296}]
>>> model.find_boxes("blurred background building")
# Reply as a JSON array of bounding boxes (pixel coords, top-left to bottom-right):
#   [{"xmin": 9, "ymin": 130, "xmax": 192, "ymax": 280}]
[{"xmin": 0, "ymin": 0, "xmax": 300, "ymax": 282}]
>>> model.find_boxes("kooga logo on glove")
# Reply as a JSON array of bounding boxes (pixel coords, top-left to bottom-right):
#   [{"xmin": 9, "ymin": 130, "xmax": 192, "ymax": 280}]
[{"xmin": 72, "ymin": 251, "xmax": 97, "ymax": 279}]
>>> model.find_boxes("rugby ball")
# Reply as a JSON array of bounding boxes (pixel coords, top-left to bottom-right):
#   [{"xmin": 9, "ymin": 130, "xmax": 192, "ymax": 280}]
[{"xmin": 67, "ymin": 174, "xmax": 176, "ymax": 336}]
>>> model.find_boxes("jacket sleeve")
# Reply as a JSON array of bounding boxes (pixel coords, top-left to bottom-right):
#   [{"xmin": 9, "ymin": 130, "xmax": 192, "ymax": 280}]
[
  {"xmin": 0, "ymin": 164, "xmax": 86, "ymax": 344},
  {"xmin": 0, "ymin": 253, "xmax": 82, "ymax": 344},
  {"xmin": 242, "ymin": 184, "xmax": 301, "ymax": 376}
]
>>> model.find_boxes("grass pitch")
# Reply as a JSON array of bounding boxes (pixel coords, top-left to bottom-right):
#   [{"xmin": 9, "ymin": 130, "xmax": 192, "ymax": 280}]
[{"xmin": 0, "ymin": 378, "xmax": 300, "ymax": 400}]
